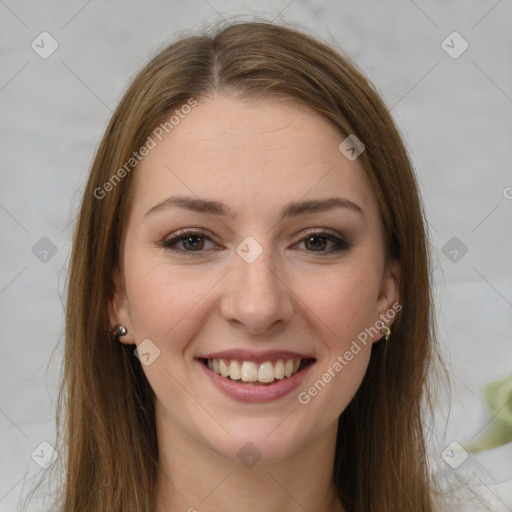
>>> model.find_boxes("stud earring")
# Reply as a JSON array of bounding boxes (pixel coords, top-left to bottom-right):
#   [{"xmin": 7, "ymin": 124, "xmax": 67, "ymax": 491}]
[
  {"xmin": 378, "ymin": 320, "xmax": 391, "ymax": 341},
  {"xmin": 110, "ymin": 324, "xmax": 127, "ymax": 341}
]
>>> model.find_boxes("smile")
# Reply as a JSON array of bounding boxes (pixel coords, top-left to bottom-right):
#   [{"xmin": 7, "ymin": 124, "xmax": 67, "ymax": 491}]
[
  {"xmin": 202, "ymin": 357, "xmax": 313, "ymax": 384},
  {"xmin": 197, "ymin": 350, "xmax": 316, "ymax": 403}
]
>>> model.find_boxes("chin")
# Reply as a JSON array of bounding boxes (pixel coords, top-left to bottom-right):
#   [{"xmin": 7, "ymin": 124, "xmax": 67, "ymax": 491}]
[{"xmin": 199, "ymin": 412, "xmax": 317, "ymax": 465}]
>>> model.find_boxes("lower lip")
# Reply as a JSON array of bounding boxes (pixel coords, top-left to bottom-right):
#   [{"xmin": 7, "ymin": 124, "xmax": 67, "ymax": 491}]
[{"xmin": 198, "ymin": 360, "xmax": 314, "ymax": 403}]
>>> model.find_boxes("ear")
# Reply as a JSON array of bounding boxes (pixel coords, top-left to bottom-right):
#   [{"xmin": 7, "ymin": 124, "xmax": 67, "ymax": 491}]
[
  {"xmin": 373, "ymin": 258, "xmax": 401, "ymax": 341},
  {"xmin": 108, "ymin": 267, "xmax": 135, "ymax": 345}
]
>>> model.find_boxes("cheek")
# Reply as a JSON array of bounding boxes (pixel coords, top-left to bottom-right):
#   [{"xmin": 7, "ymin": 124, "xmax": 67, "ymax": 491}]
[
  {"xmin": 294, "ymin": 264, "xmax": 377, "ymax": 419},
  {"xmin": 290, "ymin": 259, "xmax": 380, "ymax": 413},
  {"xmin": 293, "ymin": 259, "xmax": 382, "ymax": 343},
  {"xmin": 123, "ymin": 251, "xmax": 222, "ymax": 343}
]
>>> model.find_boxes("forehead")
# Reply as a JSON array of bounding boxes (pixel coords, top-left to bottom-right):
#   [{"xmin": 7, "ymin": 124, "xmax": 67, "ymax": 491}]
[{"xmin": 130, "ymin": 94, "xmax": 378, "ymax": 220}]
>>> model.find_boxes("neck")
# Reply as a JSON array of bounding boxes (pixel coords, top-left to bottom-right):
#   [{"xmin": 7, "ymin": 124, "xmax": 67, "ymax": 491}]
[{"xmin": 154, "ymin": 413, "xmax": 345, "ymax": 512}]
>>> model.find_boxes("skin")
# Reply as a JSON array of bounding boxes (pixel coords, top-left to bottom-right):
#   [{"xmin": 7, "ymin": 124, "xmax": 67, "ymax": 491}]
[{"xmin": 109, "ymin": 94, "xmax": 400, "ymax": 512}]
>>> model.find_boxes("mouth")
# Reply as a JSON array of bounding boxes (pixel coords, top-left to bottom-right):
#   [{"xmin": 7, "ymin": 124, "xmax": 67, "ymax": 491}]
[{"xmin": 199, "ymin": 357, "xmax": 315, "ymax": 385}]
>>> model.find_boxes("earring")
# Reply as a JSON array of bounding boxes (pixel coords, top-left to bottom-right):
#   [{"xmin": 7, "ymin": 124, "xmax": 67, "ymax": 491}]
[
  {"xmin": 378, "ymin": 320, "xmax": 391, "ymax": 341},
  {"xmin": 110, "ymin": 324, "xmax": 127, "ymax": 341}
]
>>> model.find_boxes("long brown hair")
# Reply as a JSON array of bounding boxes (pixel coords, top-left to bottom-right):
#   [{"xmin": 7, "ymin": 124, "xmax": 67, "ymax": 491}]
[{"xmin": 25, "ymin": 20, "xmax": 442, "ymax": 512}]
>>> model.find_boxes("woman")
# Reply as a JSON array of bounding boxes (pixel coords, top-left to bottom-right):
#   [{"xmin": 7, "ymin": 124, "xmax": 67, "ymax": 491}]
[{"xmin": 33, "ymin": 21, "xmax": 443, "ymax": 511}]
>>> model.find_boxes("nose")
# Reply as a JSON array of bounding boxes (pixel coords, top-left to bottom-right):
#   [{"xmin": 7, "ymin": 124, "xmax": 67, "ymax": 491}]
[{"xmin": 220, "ymin": 253, "xmax": 295, "ymax": 335}]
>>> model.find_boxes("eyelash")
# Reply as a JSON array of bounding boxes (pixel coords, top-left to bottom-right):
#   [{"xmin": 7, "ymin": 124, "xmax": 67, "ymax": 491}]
[{"xmin": 160, "ymin": 228, "xmax": 351, "ymax": 254}]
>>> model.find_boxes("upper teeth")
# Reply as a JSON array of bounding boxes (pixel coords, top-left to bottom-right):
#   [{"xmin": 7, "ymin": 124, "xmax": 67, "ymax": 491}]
[{"xmin": 206, "ymin": 358, "xmax": 302, "ymax": 383}]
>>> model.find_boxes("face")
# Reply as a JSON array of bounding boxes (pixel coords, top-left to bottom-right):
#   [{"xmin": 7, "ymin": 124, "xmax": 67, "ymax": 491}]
[{"xmin": 110, "ymin": 94, "xmax": 400, "ymax": 464}]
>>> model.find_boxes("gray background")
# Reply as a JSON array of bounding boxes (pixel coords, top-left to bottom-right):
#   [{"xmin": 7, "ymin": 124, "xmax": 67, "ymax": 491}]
[{"xmin": 1, "ymin": 0, "xmax": 511, "ymax": 510}]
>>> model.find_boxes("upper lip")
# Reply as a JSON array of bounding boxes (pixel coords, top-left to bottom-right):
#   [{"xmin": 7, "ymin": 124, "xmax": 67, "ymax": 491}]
[{"xmin": 197, "ymin": 349, "xmax": 315, "ymax": 364}]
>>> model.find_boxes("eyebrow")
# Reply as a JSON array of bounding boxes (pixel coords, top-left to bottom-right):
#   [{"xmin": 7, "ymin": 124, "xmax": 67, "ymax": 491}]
[{"xmin": 144, "ymin": 195, "xmax": 363, "ymax": 218}]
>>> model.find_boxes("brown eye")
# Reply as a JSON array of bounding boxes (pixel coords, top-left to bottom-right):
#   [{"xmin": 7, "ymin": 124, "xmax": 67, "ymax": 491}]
[
  {"xmin": 296, "ymin": 231, "xmax": 351, "ymax": 253},
  {"xmin": 304, "ymin": 235, "xmax": 328, "ymax": 251},
  {"xmin": 162, "ymin": 231, "xmax": 218, "ymax": 253},
  {"xmin": 181, "ymin": 235, "xmax": 205, "ymax": 251}
]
